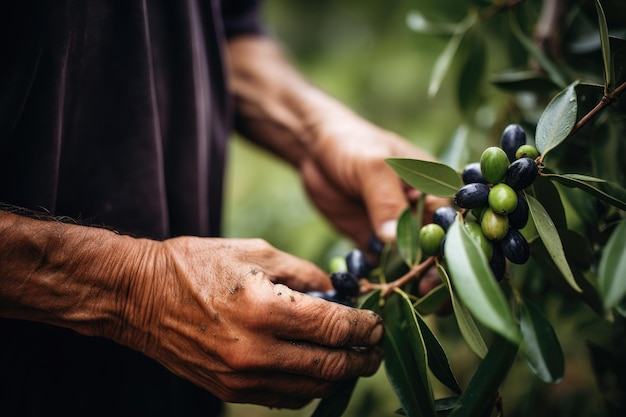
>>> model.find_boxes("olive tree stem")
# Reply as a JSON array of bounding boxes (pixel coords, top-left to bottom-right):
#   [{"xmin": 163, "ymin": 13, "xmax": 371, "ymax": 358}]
[
  {"xmin": 569, "ymin": 80, "xmax": 626, "ymax": 138},
  {"xmin": 361, "ymin": 256, "xmax": 437, "ymax": 298}
]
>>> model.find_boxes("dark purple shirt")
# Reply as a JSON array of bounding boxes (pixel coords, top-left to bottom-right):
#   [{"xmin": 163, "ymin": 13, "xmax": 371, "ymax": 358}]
[{"xmin": 0, "ymin": 0, "xmax": 262, "ymax": 415}]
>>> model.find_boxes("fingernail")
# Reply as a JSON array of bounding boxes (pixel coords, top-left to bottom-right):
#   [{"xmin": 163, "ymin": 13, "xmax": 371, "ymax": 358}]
[
  {"xmin": 379, "ymin": 220, "xmax": 397, "ymax": 242},
  {"xmin": 369, "ymin": 323, "xmax": 384, "ymax": 345}
]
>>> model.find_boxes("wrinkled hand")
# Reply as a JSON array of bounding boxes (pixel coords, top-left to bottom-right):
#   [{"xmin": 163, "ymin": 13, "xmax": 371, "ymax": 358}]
[
  {"xmin": 111, "ymin": 237, "xmax": 384, "ymax": 409},
  {"xmin": 300, "ymin": 118, "xmax": 447, "ymax": 248}
]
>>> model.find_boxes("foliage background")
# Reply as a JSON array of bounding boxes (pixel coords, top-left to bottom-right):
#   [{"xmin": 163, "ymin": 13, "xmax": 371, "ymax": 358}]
[{"xmin": 223, "ymin": 0, "xmax": 624, "ymax": 416}]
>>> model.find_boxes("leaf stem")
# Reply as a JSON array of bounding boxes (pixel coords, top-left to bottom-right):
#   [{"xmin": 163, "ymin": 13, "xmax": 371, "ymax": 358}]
[{"xmin": 361, "ymin": 256, "xmax": 437, "ymax": 298}]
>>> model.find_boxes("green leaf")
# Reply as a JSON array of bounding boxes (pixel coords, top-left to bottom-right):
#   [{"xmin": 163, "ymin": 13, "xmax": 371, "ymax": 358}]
[
  {"xmin": 358, "ymin": 289, "xmax": 382, "ymax": 313},
  {"xmin": 406, "ymin": 11, "xmax": 459, "ymax": 35},
  {"xmin": 595, "ymin": 0, "xmax": 614, "ymax": 93},
  {"xmin": 415, "ymin": 283, "xmax": 450, "ymax": 316},
  {"xmin": 444, "ymin": 218, "xmax": 521, "ymax": 344},
  {"xmin": 598, "ymin": 220, "xmax": 626, "ymax": 310},
  {"xmin": 528, "ymin": 176, "xmax": 567, "ymax": 230},
  {"xmin": 535, "ymin": 82, "xmax": 579, "ymax": 157},
  {"xmin": 437, "ymin": 263, "xmax": 488, "ymax": 358},
  {"xmin": 310, "ymin": 379, "xmax": 358, "ymax": 417},
  {"xmin": 397, "ymin": 291, "xmax": 436, "ymax": 413},
  {"xmin": 509, "ymin": 12, "xmax": 568, "ymax": 89},
  {"xmin": 543, "ymin": 173, "xmax": 626, "ymax": 211},
  {"xmin": 386, "ymin": 159, "xmax": 464, "ymax": 198},
  {"xmin": 457, "ymin": 27, "xmax": 487, "ymax": 116},
  {"xmin": 398, "ymin": 208, "xmax": 421, "ymax": 268},
  {"xmin": 526, "ymin": 195, "xmax": 582, "ymax": 293},
  {"xmin": 429, "ymin": 31, "xmax": 466, "ymax": 98},
  {"xmin": 415, "ymin": 311, "xmax": 462, "ymax": 395},
  {"xmin": 490, "ymin": 71, "xmax": 559, "ymax": 93},
  {"xmin": 448, "ymin": 335, "xmax": 519, "ymax": 417},
  {"xmin": 439, "ymin": 124, "xmax": 470, "ymax": 172},
  {"xmin": 384, "ymin": 295, "xmax": 436, "ymax": 417},
  {"xmin": 519, "ymin": 297, "xmax": 565, "ymax": 384}
]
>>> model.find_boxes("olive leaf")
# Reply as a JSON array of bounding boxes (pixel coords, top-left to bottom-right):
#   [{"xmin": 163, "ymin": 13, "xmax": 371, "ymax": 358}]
[
  {"xmin": 414, "ymin": 283, "xmax": 450, "ymax": 316},
  {"xmin": 594, "ymin": 0, "xmax": 614, "ymax": 93},
  {"xmin": 386, "ymin": 158, "xmax": 464, "ymax": 198},
  {"xmin": 535, "ymin": 82, "xmax": 579, "ymax": 157},
  {"xmin": 414, "ymin": 310, "xmax": 462, "ymax": 395},
  {"xmin": 519, "ymin": 297, "xmax": 565, "ymax": 384},
  {"xmin": 526, "ymin": 195, "xmax": 582, "ymax": 293},
  {"xmin": 444, "ymin": 218, "xmax": 521, "ymax": 344},
  {"xmin": 438, "ymin": 263, "xmax": 488, "ymax": 358},
  {"xmin": 543, "ymin": 173, "xmax": 626, "ymax": 211},
  {"xmin": 490, "ymin": 71, "xmax": 559, "ymax": 93},
  {"xmin": 457, "ymin": 26, "xmax": 487, "ymax": 116},
  {"xmin": 598, "ymin": 220, "xmax": 626, "ymax": 310},
  {"xmin": 384, "ymin": 294, "xmax": 436, "ymax": 417},
  {"xmin": 309, "ymin": 379, "xmax": 358, "ymax": 417},
  {"xmin": 448, "ymin": 335, "xmax": 519, "ymax": 417},
  {"xmin": 397, "ymin": 207, "xmax": 421, "ymax": 268}
]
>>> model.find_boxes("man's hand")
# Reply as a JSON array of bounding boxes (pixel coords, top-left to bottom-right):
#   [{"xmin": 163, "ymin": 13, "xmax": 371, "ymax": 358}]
[
  {"xmin": 0, "ymin": 213, "xmax": 383, "ymax": 410},
  {"xmin": 227, "ymin": 36, "xmax": 447, "ymax": 249},
  {"xmin": 114, "ymin": 237, "xmax": 384, "ymax": 409}
]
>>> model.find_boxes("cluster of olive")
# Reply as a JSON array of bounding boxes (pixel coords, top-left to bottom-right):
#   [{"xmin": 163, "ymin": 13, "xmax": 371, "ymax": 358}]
[
  {"xmin": 418, "ymin": 124, "xmax": 540, "ymax": 280},
  {"xmin": 307, "ymin": 248, "xmax": 373, "ymax": 306}
]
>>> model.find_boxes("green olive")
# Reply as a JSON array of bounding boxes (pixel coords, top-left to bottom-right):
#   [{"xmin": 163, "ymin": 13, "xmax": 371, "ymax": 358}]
[
  {"xmin": 515, "ymin": 144, "xmax": 539, "ymax": 160},
  {"xmin": 481, "ymin": 208, "xmax": 509, "ymax": 241},
  {"xmin": 420, "ymin": 223, "xmax": 446, "ymax": 257},
  {"xmin": 480, "ymin": 146, "xmax": 509, "ymax": 184},
  {"xmin": 488, "ymin": 183, "xmax": 518, "ymax": 214}
]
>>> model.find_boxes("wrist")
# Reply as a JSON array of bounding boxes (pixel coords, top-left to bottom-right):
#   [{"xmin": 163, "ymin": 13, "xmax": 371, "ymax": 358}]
[{"xmin": 0, "ymin": 211, "xmax": 158, "ymax": 344}]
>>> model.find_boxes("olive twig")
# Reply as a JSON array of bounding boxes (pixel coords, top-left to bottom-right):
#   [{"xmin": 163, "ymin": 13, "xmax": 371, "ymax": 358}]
[{"xmin": 360, "ymin": 256, "xmax": 437, "ymax": 298}]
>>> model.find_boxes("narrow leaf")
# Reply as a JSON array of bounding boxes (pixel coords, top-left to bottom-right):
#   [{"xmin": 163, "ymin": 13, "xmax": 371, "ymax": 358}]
[
  {"xmin": 509, "ymin": 12, "xmax": 568, "ymax": 88},
  {"xmin": 429, "ymin": 31, "xmax": 466, "ymax": 98},
  {"xmin": 415, "ymin": 283, "xmax": 450, "ymax": 316},
  {"xmin": 384, "ymin": 296, "xmax": 435, "ymax": 417},
  {"xmin": 310, "ymin": 379, "xmax": 358, "ymax": 417},
  {"xmin": 535, "ymin": 83, "xmax": 578, "ymax": 157},
  {"xmin": 490, "ymin": 71, "xmax": 559, "ymax": 92},
  {"xmin": 386, "ymin": 158, "xmax": 464, "ymax": 198},
  {"xmin": 595, "ymin": 0, "xmax": 614, "ymax": 93},
  {"xmin": 398, "ymin": 208, "xmax": 421, "ymax": 268},
  {"xmin": 444, "ymin": 218, "xmax": 521, "ymax": 344},
  {"xmin": 528, "ymin": 176, "xmax": 567, "ymax": 230},
  {"xmin": 415, "ymin": 311, "xmax": 462, "ymax": 395},
  {"xmin": 457, "ymin": 27, "xmax": 487, "ymax": 115},
  {"xmin": 598, "ymin": 220, "xmax": 626, "ymax": 310},
  {"xmin": 543, "ymin": 173, "xmax": 626, "ymax": 211},
  {"xmin": 519, "ymin": 297, "xmax": 565, "ymax": 384},
  {"xmin": 526, "ymin": 195, "xmax": 582, "ymax": 292},
  {"xmin": 358, "ymin": 289, "xmax": 381, "ymax": 313},
  {"xmin": 448, "ymin": 336, "xmax": 519, "ymax": 417},
  {"xmin": 397, "ymin": 291, "xmax": 437, "ymax": 414},
  {"xmin": 438, "ymin": 263, "xmax": 488, "ymax": 358}
]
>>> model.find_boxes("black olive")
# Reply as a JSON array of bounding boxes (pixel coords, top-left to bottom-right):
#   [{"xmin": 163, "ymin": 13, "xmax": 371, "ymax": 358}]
[
  {"xmin": 330, "ymin": 271, "xmax": 360, "ymax": 298},
  {"xmin": 500, "ymin": 124, "xmax": 527, "ymax": 163},
  {"xmin": 508, "ymin": 193, "xmax": 529, "ymax": 229},
  {"xmin": 345, "ymin": 248, "xmax": 372, "ymax": 278},
  {"xmin": 462, "ymin": 162, "xmax": 488, "ymax": 185},
  {"xmin": 501, "ymin": 228, "xmax": 530, "ymax": 264},
  {"xmin": 505, "ymin": 157, "xmax": 539, "ymax": 191},
  {"xmin": 433, "ymin": 205, "xmax": 458, "ymax": 232},
  {"xmin": 489, "ymin": 242, "xmax": 507, "ymax": 281},
  {"xmin": 454, "ymin": 183, "xmax": 490, "ymax": 209}
]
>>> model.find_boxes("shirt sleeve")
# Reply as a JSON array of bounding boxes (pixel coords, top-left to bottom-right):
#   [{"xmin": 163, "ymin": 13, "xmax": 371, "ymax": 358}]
[{"xmin": 220, "ymin": 0, "xmax": 265, "ymax": 38}]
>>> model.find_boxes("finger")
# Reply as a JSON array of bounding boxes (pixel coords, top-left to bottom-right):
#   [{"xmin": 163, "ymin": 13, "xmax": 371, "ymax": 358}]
[
  {"xmin": 357, "ymin": 158, "xmax": 410, "ymax": 243},
  {"xmin": 219, "ymin": 339, "xmax": 383, "ymax": 380},
  {"xmin": 240, "ymin": 238, "xmax": 333, "ymax": 292},
  {"xmin": 258, "ymin": 285, "xmax": 384, "ymax": 348},
  {"xmin": 300, "ymin": 160, "xmax": 374, "ymax": 246}
]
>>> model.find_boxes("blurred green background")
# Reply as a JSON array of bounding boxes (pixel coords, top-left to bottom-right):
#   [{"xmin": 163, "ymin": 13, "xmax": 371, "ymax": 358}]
[{"xmin": 223, "ymin": 1, "xmax": 468, "ymax": 416}]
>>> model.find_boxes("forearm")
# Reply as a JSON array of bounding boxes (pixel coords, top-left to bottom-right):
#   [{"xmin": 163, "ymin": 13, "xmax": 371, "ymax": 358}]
[
  {"xmin": 0, "ymin": 209, "xmax": 155, "ymax": 341},
  {"xmin": 227, "ymin": 35, "xmax": 369, "ymax": 166}
]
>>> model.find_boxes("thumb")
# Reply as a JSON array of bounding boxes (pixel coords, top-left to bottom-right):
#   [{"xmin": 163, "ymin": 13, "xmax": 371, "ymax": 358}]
[{"xmin": 360, "ymin": 161, "xmax": 409, "ymax": 243}]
